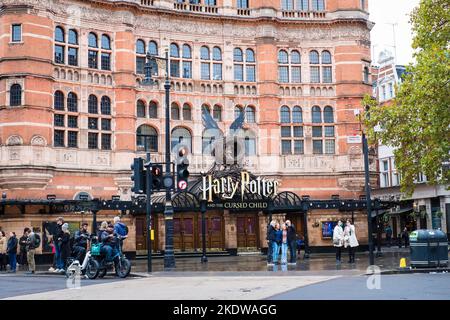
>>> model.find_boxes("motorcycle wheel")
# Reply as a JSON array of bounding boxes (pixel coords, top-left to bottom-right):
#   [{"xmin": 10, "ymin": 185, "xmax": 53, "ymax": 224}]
[
  {"xmin": 115, "ymin": 258, "xmax": 131, "ymax": 278},
  {"xmin": 85, "ymin": 258, "xmax": 100, "ymax": 279},
  {"xmin": 98, "ymin": 268, "xmax": 107, "ymax": 278}
]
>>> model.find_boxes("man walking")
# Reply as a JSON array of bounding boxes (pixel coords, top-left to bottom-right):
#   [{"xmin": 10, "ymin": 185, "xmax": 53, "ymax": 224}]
[
  {"xmin": 6, "ymin": 232, "xmax": 18, "ymax": 273},
  {"xmin": 286, "ymin": 220, "xmax": 297, "ymax": 264},
  {"xmin": 25, "ymin": 228, "xmax": 40, "ymax": 275}
]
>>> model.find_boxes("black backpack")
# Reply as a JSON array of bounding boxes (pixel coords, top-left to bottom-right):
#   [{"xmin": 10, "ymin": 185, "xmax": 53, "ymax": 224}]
[{"xmin": 34, "ymin": 233, "xmax": 41, "ymax": 248}]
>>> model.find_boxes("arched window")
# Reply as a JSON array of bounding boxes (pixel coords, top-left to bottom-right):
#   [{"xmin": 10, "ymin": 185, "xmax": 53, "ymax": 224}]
[
  {"xmin": 136, "ymin": 40, "xmax": 145, "ymax": 54},
  {"xmin": 233, "ymin": 48, "xmax": 243, "ymax": 62},
  {"xmin": 137, "ymin": 100, "xmax": 146, "ymax": 118},
  {"xmin": 149, "ymin": 101, "xmax": 158, "ymax": 118},
  {"xmin": 321, "ymin": 51, "xmax": 332, "ymax": 64},
  {"xmin": 323, "ymin": 106, "xmax": 334, "ymax": 123},
  {"xmin": 246, "ymin": 49, "xmax": 255, "ymax": 63},
  {"xmin": 88, "ymin": 94, "xmax": 98, "ymax": 113},
  {"xmin": 280, "ymin": 106, "xmax": 290, "ymax": 123},
  {"xmin": 309, "ymin": 50, "xmax": 320, "ymax": 64},
  {"xmin": 54, "ymin": 91, "xmax": 65, "ymax": 110},
  {"xmin": 171, "ymin": 127, "xmax": 192, "ymax": 151},
  {"xmin": 170, "ymin": 43, "xmax": 179, "ymax": 57},
  {"xmin": 101, "ymin": 35, "xmax": 111, "ymax": 50},
  {"xmin": 55, "ymin": 26, "xmax": 65, "ymax": 42},
  {"xmin": 67, "ymin": 92, "xmax": 78, "ymax": 112},
  {"xmin": 312, "ymin": 106, "xmax": 322, "ymax": 123},
  {"xmin": 202, "ymin": 128, "xmax": 221, "ymax": 156},
  {"xmin": 182, "ymin": 44, "xmax": 192, "ymax": 59},
  {"xmin": 278, "ymin": 50, "xmax": 289, "ymax": 64},
  {"xmin": 213, "ymin": 104, "xmax": 222, "ymax": 121},
  {"xmin": 213, "ymin": 47, "xmax": 222, "ymax": 61},
  {"xmin": 234, "ymin": 105, "xmax": 244, "ymax": 119},
  {"xmin": 9, "ymin": 84, "xmax": 22, "ymax": 106},
  {"xmin": 182, "ymin": 103, "xmax": 191, "ymax": 120},
  {"xmin": 68, "ymin": 29, "xmax": 78, "ymax": 45},
  {"xmin": 202, "ymin": 104, "xmax": 211, "ymax": 117},
  {"xmin": 100, "ymin": 96, "xmax": 111, "ymax": 115},
  {"xmin": 291, "ymin": 50, "xmax": 301, "ymax": 64},
  {"xmin": 88, "ymin": 32, "xmax": 98, "ymax": 48},
  {"xmin": 246, "ymin": 106, "xmax": 256, "ymax": 123},
  {"xmin": 292, "ymin": 106, "xmax": 303, "ymax": 123},
  {"xmin": 148, "ymin": 41, "xmax": 158, "ymax": 55},
  {"xmin": 200, "ymin": 46, "xmax": 210, "ymax": 60},
  {"xmin": 136, "ymin": 125, "xmax": 158, "ymax": 152},
  {"xmin": 171, "ymin": 102, "xmax": 180, "ymax": 120}
]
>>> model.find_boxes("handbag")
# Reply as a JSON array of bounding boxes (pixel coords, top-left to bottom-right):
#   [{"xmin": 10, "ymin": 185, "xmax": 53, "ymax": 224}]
[{"xmin": 91, "ymin": 243, "xmax": 101, "ymax": 256}]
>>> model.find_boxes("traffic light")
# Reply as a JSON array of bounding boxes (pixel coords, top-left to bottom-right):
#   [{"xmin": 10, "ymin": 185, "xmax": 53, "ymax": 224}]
[
  {"xmin": 176, "ymin": 146, "xmax": 190, "ymax": 191},
  {"xmin": 131, "ymin": 158, "xmax": 146, "ymax": 194},
  {"xmin": 151, "ymin": 164, "xmax": 163, "ymax": 190}
]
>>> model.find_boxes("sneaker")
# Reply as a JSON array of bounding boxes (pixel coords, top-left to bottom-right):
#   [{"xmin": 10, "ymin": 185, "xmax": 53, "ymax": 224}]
[
  {"xmin": 54, "ymin": 269, "xmax": 61, "ymax": 273},
  {"xmin": 25, "ymin": 271, "xmax": 35, "ymax": 275},
  {"xmin": 48, "ymin": 267, "xmax": 55, "ymax": 272},
  {"xmin": 267, "ymin": 263, "xmax": 274, "ymax": 266},
  {"xmin": 288, "ymin": 262, "xmax": 297, "ymax": 265}
]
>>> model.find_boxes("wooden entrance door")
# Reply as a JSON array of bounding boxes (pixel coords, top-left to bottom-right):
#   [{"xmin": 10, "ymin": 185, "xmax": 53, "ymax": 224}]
[
  {"xmin": 135, "ymin": 216, "xmax": 157, "ymax": 253},
  {"xmin": 197, "ymin": 213, "xmax": 224, "ymax": 249},
  {"xmin": 173, "ymin": 214, "xmax": 195, "ymax": 251},
  {"xmin": 237, "ymin": 215, "xmax": 258, "ymax": 248}
]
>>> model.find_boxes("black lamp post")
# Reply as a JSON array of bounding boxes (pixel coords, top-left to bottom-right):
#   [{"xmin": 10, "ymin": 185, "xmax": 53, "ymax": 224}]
[{"xmin": 142, "ymin": 49, "xmax": 176, "ymax": 270}]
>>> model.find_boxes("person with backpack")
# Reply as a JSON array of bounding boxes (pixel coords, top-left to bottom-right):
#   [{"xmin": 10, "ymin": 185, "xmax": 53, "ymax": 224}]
[
  {"xmin": 6, "ymin": 232, "xmax": 18, "ymax": 273},
  {"xmin": 25, "ymin": 227, "xmax": 40, "ymax": 275},
  {"xmin": 113, "ymin": 216, "xmax": 128, "ymax": 252}
]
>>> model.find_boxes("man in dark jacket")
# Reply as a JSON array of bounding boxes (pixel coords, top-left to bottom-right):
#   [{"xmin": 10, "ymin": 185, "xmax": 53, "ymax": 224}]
[
  {"xmin": 7, "ymin": 232, "xmax": 18, "ymax": 273},
  {"xmin": 266, "ymin": 220, "xmax": 276, "ymax": 265},
  {"xmin": 286, "ymin": 220, "xmax": 297, "ymax": 264},
  {"xmin": 53, "ymin": 217, "xmax": 65, "ymax": 272},
  {"xmin": 18, "ymin": 231, "xmax": 28, "ymax": 269},
  {"xmin": 100, "ymin": 224, "xmax": 120, "ymax": 262},
  {"xmin": 73, "ymin": 222, "xmax": 89, "ymax": 262}
]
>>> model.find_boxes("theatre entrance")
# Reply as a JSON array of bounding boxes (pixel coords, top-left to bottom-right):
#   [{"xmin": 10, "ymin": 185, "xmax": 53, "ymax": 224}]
[{"xmin": 237, "ymin": 214, "xmax": 259, "ymax": 248}]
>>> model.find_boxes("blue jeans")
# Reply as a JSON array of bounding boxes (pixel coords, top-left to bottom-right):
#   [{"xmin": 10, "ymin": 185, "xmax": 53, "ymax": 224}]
[
  {"xmin": 289, "ymin": 240, "xmax": 297, "ymax": 263},
  {"xmin": 101, "ymin": 245, "xmax": 119, "ymax": 262},
  {"xmin": 272, "ymin": 242, "xmax": 280, "ymax": 264},
  {"xmin": 54, "ymin": 242, "xmax": 64, "ymax": 269},
  {"xmin": 281, "ymin": 242, "xmax": 288, "ymax": 264},
  {"xmin": 9, "ymin": 253, "xmax": 17, "ymax": 271}
]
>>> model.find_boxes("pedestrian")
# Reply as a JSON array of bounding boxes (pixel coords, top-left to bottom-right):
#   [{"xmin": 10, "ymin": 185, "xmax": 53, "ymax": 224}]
[
  {"xmin": 266, "ymin": 220, "xmax": 276, "ymax": 265},
  {"xmin": 402, "ymin": 227, "xmax": 409, "ymax": 248},
  {"xmin": 73, "ymin": 222, "xmax": 89, "ymax": 262},
  {"xmin": 52, "ymin": 217, "xmax": 65, "ymax": 272},
  {"xmin": 344, "ymin": 220, "xmax": 359, "ymax": 263},
  {"xmin": 272, "ymin": 223, "xmax": 282, "ymax": 265},
  {"xmin": 285, "ymin": 220, "xmax": 297, "ymax": 264},
  {"xmin": 332, "ymin": 220, "xmax": 344, "ymax": 263},
  {"xmin": 60, "ymin": 223, "xmax": 71, "ymax": 272},
  {"xmin": 385, "ymin": 225, "xmax": 392, "ymax": 247},
  {"xmin": 113, "ymin": 216, "xmax": 128, "ymax": 252},
  {"xmin": 25, "ymin": 227, "xmax": 40, "ymax": 275},
  {"xmin": 6, "ymin": 232, "xmax": 18, "ymax": 273},
  {"xmin": 18, "ymin": 230, "xmax": 28, "ymax": 269},
  {"xmin": 0, "ymin": 231, "xmax": 7, "ymax": 271},
  {"xmin": 280, "ymin": 223, "xmax": 289, "ymax": 265}
]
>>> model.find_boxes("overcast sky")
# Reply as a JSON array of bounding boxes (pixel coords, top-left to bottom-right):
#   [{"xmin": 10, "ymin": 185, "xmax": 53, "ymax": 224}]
[{"xmin": 369, "ymin": 0, "xmax": 420, "ymax": 65}]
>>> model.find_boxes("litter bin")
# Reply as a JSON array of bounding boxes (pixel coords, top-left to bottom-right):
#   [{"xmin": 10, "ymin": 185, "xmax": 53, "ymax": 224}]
[{"xmin": 410, "ymin": 229, "xmax": 448, "ymax": 268}]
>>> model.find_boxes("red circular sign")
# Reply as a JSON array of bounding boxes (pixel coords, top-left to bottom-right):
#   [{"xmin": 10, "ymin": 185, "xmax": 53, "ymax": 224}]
[{"xmin": 178, "ymin": 180, "xmax": 187, "ymax": 190}]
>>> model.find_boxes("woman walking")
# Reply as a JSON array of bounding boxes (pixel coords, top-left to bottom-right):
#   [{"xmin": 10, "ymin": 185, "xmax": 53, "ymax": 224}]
[
  {"xmin": 344, "ymin": 220, "xmax": 359, "ymax": 263},
  {"xmin": 272, "ymin": 223, "xmax": 282, "ymax": 265}
]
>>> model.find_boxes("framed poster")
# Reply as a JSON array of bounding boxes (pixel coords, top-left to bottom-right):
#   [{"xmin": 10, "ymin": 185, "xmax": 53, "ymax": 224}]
[{"xmin": 322, "ymin": 221, "xmax": 338, "ymax": 239}]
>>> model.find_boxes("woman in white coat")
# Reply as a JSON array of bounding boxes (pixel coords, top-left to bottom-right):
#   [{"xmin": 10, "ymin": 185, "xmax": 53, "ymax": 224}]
[
  {"xmin": 343, "ymin": 220, "xmax": 359, "ymax": 263},
  {"xmin": 332, "ymin": 220, "xmax": 344, "ymax": 263}
]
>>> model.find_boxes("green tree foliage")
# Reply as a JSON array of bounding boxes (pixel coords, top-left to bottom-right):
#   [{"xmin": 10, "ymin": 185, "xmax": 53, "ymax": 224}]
[{"xmin": 364, "ymin": 0, "xmax": 449, "ymax": 195}]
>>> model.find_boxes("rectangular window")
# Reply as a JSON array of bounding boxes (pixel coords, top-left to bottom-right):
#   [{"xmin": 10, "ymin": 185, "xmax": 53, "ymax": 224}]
[
  {"xmin": 101, "ymin": 133, "xmax": 111, "ymax": 150},
  {"xmin": 281, "ymin": 126, "xmax": 291, "ymax": 138},
  {"xmin": 293, "ymin": 126, "xmax": 303, "ymax": 137},
  {"xmin": 324, "ymin": 126, "xmax": 335, "ymax": 137},
  {"xmin": 389, "ymin": 83, "xmax": 394, "ymax": 97},
  {"xmin": 310, "ymin": 66, "xmax": 320, "ymax": 83},
  {"xmin": 322, "ymin": 66, "xmax": 332, "ymax": 83},
  {"xmin": 313, "ymin": 140, "xmax": 323, "ymax": 154},
  {"xmin": 170, "ymin": 60, "xmax": 180, "ymax": 78},
  {"xmin": 68, "ymin": 131, "xmax": 78, "ymax": 148},
  {"xmin": 101, "ymin": 118, "xmax": 111, "ymax": 131},
  {"xmin": 88, "ymin": 132, "xmax": 98, "ymax": 149},
  {"xmin": 88, "ymin": 50, "xmax": 98, "ymax": 69},
  {"xmin": 382, "ymin": 173, "xmax": 389, "ymax": 188},
  {"xmin": 281, "ymin": 140, "xmax": 292, "ymax": 155},
  {"xmin": 68, "ymin": 115, "xmax": 78, "ymax": 128},
  {"xmin": 213, "ymin": 63, "xmax": 222, "ymax": 80},
  {"xmin": 246, "ymin": 65, "xmax": 256, "ymax": 82},
  {"xmin": 325, "ymin": 139, "xmax": 335, "ymax": 154},
  {"xmin": 68, "ymin": 47, "xmax": 78, "ymax": 66},
  {"xmin": 12, "ymin": 24, "xmax": 22, "ymax": 42},
  {"xmin": 88, "ymin": 117, "xmax": 98, "ymax": 130},
  {"xmin": 291, "ymin": 66, "xmax": 301, "ymax": 83},
  {"xmin": 244, "ymin": 138, "xmax": 256, "ymax": 156},
  {"xmin": 278, "ymin": 66, "xmax": 289, "ymax": 83},
  {"xmin": 382, "ymin": 160, "xmax": 389, "ymax": 171},
  {"xmin": 54, "ymin": 130, "xmax": 64, "ymax": 147},
  {"xmin": 182, "ymin": 61, "xmax": 192, "ymax": 79},
  {"xmin": 298, "ymin": 0, "xmax": 309, "ymax": 10},
  {"xmin": 101, "ymin": 52, "xmax": 111, "ymax": 70},
  {"xmin": 54, "ymin": 114, "xmax": 65, "ymax": 127},
  {"xmin": 136, "ymin": 57, "xmax": 145, "ymax": 74},
  {"xmin": 54, "ymin": 45, "xmax": 65, "ymax": 64},
  {"xmin": 234, "ymin": 64, "xmax": 243, "ymax": 81},
  {"xmin": 201, "ymin": 62, "xmax": 210, "ymax": 80},
  {"xmin": 312, "ymin": 126, "xmax": 322, "ymax": 137},
  {"xmin": 294, "ymin": 140, "xmax": 304, "ymax": 154},
  {"xmin": 237, "ymin": 0, "xmax": 249, "ymax": 8}
]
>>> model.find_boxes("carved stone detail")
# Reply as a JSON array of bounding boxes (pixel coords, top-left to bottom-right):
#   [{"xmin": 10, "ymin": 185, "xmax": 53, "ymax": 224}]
[
  {"xmin": 6, "ymin": 135, "xmax": 23, "ymax": 146},
  {"xmin": 31, "ymin": 135, "xmax": 46, "ymax": 146}
]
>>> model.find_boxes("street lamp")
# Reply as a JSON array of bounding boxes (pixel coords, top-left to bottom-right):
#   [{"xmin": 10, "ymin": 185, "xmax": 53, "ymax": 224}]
[{"xmin": 142, "ymin": 48, "xmax": 176, "ymax": 270}]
